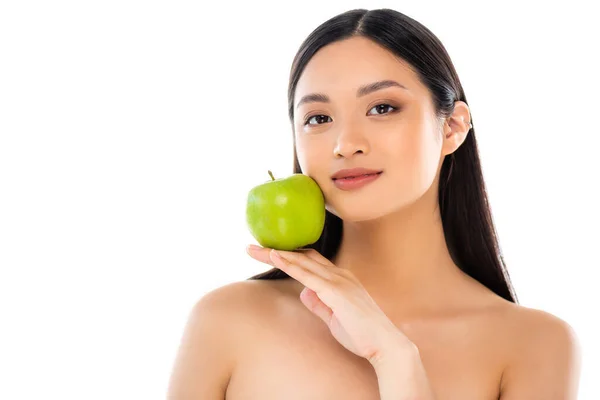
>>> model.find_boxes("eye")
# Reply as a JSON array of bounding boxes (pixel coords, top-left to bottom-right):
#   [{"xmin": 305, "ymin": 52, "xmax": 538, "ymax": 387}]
[
  {"xmin": 302, "ymin": 103, "xmax": 399, "ymax": 126},
  {"xmin": 304, "ymin": 114, "xmax": 332, "ymax": 126},
  {"xmin": 367, "ymin": 103, "xmax": 398, "ymax": 116}
]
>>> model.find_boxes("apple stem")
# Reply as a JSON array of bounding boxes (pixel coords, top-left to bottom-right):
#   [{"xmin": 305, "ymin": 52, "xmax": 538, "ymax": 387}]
[{"xmin": 268, "ymin": 170, "xmax": 275, "ymax": 181}]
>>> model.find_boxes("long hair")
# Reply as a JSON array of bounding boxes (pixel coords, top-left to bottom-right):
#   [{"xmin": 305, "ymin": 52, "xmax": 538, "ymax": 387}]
[{"xmin": 248, "ymin": 8, "xmax": 518, "ymax": 303}]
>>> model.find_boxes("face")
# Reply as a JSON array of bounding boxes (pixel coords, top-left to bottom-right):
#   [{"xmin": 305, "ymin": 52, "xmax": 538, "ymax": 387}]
[{"xmin": 293, "ymin": 36, "xmax": 453, "ymax": 222}]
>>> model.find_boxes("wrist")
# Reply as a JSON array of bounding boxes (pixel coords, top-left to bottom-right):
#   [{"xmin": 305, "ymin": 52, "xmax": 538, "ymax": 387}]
[
  {"xmin": 368, "ymin": 332, "xmax": 419, "ymax": 371},
  {"xmin": 370, "ymin": 342, "xmax": 437, "ymax": 400}
]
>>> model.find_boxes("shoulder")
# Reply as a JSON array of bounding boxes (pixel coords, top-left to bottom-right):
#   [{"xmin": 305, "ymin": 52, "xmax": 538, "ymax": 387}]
[
  {"xmin": 498, "ymin": 303, "xmax": 582, "ymax": 399},
  {"xmin": 192, "ymin": 278, "xmax": 300, "ymax": 334},
  {"xmin": 190, "ymin": 278, "xmax": 304, "ymax": 362},
  {"xmin": 167, "ymin": 279, "xmax": 298, "ymax": 398},
  {"xmin": 195, "ymin": 278, "xmax": 285, "ymax": 309},
  {"xmin": 502, "ymin": 304, "xmax": 580, "ymax": 359},
  {"xmin": 192, "ymin": 277, "xmax": 306, "ymax": 342}
]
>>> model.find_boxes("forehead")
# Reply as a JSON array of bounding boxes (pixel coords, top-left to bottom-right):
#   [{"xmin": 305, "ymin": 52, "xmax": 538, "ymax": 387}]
[{"xmin": 294, "ymin": 36, "xmax": 423, "ymax": 105}]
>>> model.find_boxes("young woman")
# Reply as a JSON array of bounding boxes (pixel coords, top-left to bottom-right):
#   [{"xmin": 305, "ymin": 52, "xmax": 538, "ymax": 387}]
[{"xmin": 168, "ymin": 8, "xmax": 581, "ymax": 399}]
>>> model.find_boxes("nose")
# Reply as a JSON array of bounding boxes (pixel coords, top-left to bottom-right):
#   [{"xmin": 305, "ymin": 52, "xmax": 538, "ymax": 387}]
[{"xmin": 333, "ymin": 126, "xmax": 370, "ymax": 159}]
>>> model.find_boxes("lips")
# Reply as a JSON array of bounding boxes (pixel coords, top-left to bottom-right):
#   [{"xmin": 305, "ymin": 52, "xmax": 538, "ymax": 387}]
[
  {"xmin": 332, "ymin": 171, "xmax": 383, "ymax": 191},
  {"xmin": 331, "ymin": 168, "xmax": 383, "ymax": 180},
  {"xmin": 334, "ymin": 172, "xmax": 382, "ymax": 180}
]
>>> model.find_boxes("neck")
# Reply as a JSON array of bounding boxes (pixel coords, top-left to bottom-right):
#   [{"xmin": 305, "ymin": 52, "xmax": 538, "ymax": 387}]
[{"xmin": 331, "ymin": 184, "xmax": 467, "ymax": 317}]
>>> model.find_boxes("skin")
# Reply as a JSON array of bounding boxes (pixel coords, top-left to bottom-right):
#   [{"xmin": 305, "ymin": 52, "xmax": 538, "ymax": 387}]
[
  {"xmin": 292, "ymin": 36, "xmax": 480, "ymax": 316},
  {"xmin": 167, "ymin": 37, "xmax": 581, "ymax": 399}
]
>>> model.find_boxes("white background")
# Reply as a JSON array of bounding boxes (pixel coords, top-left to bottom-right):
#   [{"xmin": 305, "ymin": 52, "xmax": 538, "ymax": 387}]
[{"xmin": 1, "ymin": 0, "xmax": 598, "ymax": 398}]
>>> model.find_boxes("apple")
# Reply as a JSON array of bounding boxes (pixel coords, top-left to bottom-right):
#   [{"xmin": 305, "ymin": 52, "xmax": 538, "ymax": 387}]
[{"xmin": 246, "ymin": 170, "xmax": 326, "ymax": 251}]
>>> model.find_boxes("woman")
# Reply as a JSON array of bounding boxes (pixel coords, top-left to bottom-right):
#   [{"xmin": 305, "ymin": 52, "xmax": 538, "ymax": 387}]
[{"xmin": 168, "ymin": 8, "xmax": 581, "ymax": 399}]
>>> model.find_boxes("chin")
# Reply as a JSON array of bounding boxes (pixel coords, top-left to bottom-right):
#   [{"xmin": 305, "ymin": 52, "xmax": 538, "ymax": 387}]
[{"xmin": 325, "ymin": 201, "xmax": 391, "ymax": 223}]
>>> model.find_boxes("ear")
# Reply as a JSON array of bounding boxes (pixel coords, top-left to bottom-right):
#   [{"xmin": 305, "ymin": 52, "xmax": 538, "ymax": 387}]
[{"xmin": 442, "ymin": 101, "xmax": 471, "ymax": 157}]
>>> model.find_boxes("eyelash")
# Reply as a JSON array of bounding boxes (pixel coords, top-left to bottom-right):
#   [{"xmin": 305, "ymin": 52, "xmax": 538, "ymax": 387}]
[{"xmin": 302, "ymin": 103, "xmax": 399, "ymax": 126}]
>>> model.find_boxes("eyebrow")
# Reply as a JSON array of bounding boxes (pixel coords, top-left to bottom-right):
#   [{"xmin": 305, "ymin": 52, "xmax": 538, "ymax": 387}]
[{"xmin": 295, "ymin": 79, "xmax": 409, "ymax": 109}]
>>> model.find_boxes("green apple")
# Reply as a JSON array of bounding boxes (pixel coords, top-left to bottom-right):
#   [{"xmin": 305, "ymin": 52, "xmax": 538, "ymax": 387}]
[{"xmin": 246, "ymin": 170, "xmax": 326, "ymax": 251}]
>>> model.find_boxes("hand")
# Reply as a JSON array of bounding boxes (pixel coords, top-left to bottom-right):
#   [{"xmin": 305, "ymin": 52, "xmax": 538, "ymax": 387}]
[{"xmin": 246, "ymin": 244, "xmax": 416, "ymax": 365}]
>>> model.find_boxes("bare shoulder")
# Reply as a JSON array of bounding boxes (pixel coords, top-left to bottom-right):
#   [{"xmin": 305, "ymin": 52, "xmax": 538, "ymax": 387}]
[
  {"xmin": 497, "ymin": 303, "xmax": 582, "ymax": 399},
  {"xmin": 186, "ymin": 278, "xmax": 300, "ymax": 346},
  {"xmin": 196, "ymin": 278, "xmax": 296, "ymax": 313},
  {"xmin": 167, "ymin": 278, "xmax": 297, "ymax": 399},
  {"xmin": 500, "ymin": 303, "xmax": 580, "ymax": 361}
]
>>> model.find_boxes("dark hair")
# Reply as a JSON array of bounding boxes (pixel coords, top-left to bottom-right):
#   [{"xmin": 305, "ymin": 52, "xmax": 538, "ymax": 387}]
[{"xmin": 248, "ymin": 8, "xmax": 518, "ymax": 304}]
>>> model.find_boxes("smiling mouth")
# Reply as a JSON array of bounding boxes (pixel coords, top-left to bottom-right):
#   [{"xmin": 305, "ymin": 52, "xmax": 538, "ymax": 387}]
[
  {"xmin": 331, "ymin": 171, "xmax": 383, "ymax": 191},
  {"xmin": 333, "ymin": 172, "xmax": 383, "ymax": 181}
]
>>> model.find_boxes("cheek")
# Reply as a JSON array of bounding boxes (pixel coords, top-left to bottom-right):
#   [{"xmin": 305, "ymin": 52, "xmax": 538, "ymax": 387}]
[
  {"xmin": 294, "ymin": 138, "xmax": 309, "ymax": 174},
  {"xmin": 377, "ymin": 129, "xmax": 439, "ymax": 185},
  {"xmin": 295, "ymin": 137, "xmax": 333, "ymax": 188},
  {"xmin": 295, "ymin": 135, "xmax": 326, "ymax": 171},
  {"xmin": 395, "ymin": 133, "xmax": 442, "ymax": 190},
  {"xmin": 391, "ymin": 125, "xmax": 436, "ymax": 159}
]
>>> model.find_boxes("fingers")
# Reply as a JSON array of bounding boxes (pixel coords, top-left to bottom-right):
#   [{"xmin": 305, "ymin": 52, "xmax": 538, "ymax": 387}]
[
  {"xmin": 269, "ymin": 250, "xmax": 327, "ymax": 292},
  {"xmin": 247, "ymin": 245, "xmax": 342, "ymax": 295},
  {"xmin": 246, "ymin": 245, "xmax": 334, "ymax": 279},
  {"xmin": 294, "ymin": 248, "xmax": 334, "ymax": 267},
  {"xmin": 246, "ymin": 244, "xmax": 276, "ymax": 266},
  {"xmin": 300, "ymin": 287, "xmax": 333, "ymax": 325},
  {"xmin": 272, "ymin": 249, "xmax": 334, "ymax": 280}
]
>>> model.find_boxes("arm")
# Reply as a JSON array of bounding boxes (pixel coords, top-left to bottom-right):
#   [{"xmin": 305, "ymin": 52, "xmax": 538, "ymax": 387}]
[
  {"xmin": 166, "ymin": 285, "xmax": 239, "ymax": 399},
  {"xmin": 499, "ymin": 310, "xmax": 581, "ymax": 399}
]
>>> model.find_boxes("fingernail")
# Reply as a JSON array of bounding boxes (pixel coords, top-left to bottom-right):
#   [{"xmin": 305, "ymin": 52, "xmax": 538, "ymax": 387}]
[{"xmin": 247, "ymin": 244, "xmax": 261, "ymax": 251}]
